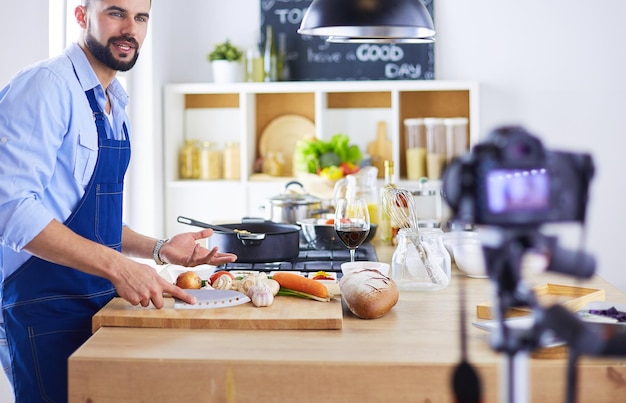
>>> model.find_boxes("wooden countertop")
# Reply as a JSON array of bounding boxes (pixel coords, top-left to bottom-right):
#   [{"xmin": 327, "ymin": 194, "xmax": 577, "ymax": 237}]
[{"xmin": 68, "ymin": 243, "xmax": 626, "ymax": 403}]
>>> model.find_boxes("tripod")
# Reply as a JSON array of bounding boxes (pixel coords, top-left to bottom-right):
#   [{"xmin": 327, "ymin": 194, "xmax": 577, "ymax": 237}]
[{"xmin": 480, "ymin": 227, "xmax": 596, "ymax": 403}]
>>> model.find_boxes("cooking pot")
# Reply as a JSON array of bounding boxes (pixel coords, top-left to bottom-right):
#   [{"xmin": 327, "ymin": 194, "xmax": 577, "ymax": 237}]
[
  {"xmin": 263, "ymin": 181, "xmax": 330, "ymax": 224},
  {"xmin": 177, "ymin": 216, "xmax": 300, "ymax": 263}
]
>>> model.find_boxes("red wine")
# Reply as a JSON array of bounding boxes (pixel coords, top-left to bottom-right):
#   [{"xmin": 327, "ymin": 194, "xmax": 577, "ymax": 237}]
[{"xmin": 336, "ymin": 228, "xmax": 370, "ymax": 249}]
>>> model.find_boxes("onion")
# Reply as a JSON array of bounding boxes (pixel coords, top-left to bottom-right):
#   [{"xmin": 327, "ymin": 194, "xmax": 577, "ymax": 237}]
[{"xmin": 175, "ymin": 271, "xmax": 202, "ymax": 289}]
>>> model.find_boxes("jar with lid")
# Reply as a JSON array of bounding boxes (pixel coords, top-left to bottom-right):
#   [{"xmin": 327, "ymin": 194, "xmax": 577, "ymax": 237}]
[
  {"xmin": 404, "ymin": 118, "xmax": 427, "ymax": 180},
  {"xmin": 444, "ymin": 117, "xmax": 469, "ymax": 162},
  {"xmin": 198, "ymin": 141, "xmax": 222, "ymax": 180},
  {"xmin": 262, "ymin": 151, "xmax": 283, "ymax": 176},
  {"xmin": 223, "ymin": 141, "xmax": 241, "ymax": 180},
  {"xmin": 391, "ymin": 228, "xmax": 451, "ymax": 292},
  {"xmin": 424, "ymin": 118, "xmax": 447, "ymax": 180},
  {"xmin": 179, "ymin": 139, "xmax": 200, "ymax": 179}
]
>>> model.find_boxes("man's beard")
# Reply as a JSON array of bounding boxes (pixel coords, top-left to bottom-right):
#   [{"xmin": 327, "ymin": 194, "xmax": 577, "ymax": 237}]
[{"xmin": 85, "ymin": 31, "xmax": 140, "ymax": 72}]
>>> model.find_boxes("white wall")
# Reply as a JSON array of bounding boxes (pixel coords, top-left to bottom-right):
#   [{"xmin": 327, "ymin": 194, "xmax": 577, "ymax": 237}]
[
  {"xmin": 0, "ymin": 2, "xmax": 49, "ymax": 85},
  {"xmin": 2, "ymin": 1, "xmax": 625, "ymax": 294},
  {"xmin": 147, "ymin": 1, "xmax": 626, "ymax": 291}
]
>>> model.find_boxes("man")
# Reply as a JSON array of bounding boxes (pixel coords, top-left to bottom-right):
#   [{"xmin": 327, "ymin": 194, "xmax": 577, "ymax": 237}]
[{"xmin": 0, "ymin": 1, "xmax": 237, "ymax": 401}]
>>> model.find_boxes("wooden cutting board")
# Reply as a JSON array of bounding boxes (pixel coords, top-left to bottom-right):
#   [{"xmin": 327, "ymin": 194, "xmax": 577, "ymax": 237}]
[{"xmin": 92, "ymin": 296, "xmax": 343, "ymax": 332}]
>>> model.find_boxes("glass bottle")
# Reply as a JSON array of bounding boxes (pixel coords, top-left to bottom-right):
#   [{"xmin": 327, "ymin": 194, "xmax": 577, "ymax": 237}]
[
  {"xmin": 223, "ymin": 141, "xmax": 241, "ymax": 180},
  {"xmin": 246, "ymin": 43, "xmax": 264, "ymax": 83},
  {"xmin": 179, "ymin": 139, "xmax": 200, "ymax": 179},
  {"xmin": 277, "ymin": 32, "xmax": 289, "ymax": 81},
  {"xmin": 198, "ymin": 141, "xmax": 221, "ymax": 180},
  {"xmin": 263, "ymin": 24, "xmax": 277, "ymax": 82},
  {"xmin": 391, "ymin": 228, "xmax": 451, "ymax": 292},
  {"xmin": 379, "ymin": 160, "xmax": 395, "ymax": 243}
]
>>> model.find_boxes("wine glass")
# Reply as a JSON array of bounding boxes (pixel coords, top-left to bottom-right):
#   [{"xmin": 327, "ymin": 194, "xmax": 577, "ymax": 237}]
[{"xmin": 334, "ymin": 198, "xmax": 371, "ymax": 262}]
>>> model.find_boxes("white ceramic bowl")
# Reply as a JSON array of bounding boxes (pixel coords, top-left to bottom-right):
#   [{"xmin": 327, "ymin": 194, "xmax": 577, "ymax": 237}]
[
  {"xmin": 452, "ymin": 242, "xmax": 487, "ymax": 278},
  {"xmin": 341, "ymin": 261, "xmax": 390, "ymax": 277},
  {"xmin": 442, "ymin": 231, "xmax": 480, "ymax": 261}
]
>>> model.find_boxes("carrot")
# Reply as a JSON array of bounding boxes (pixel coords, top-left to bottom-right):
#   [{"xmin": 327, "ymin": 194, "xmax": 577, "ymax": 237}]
[{"xmin": 272, "ymin": 272, "xmax": 329, "ymax": 299}]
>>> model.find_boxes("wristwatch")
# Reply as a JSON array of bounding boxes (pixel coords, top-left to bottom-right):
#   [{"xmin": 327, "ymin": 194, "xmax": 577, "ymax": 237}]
[{"xmin": 153, "ymin": 239, "xmax": 168, "ymax": 265}]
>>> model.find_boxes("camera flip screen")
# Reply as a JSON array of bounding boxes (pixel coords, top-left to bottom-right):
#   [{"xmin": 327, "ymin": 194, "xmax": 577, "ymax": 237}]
[{"xmin": 486, "ymin": 168, "xmax": 550, "ymax": 214}]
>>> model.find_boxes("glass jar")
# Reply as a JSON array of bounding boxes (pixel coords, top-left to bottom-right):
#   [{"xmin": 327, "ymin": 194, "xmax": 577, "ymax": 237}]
[
  {"xmin": 424, "ymin": 118, "xmax": 447, "ymax": 180},
  {"xmin": 179, "ymin": 139, "xmax": 200, "ymax": 179},
  {"xmin": 444, "ymin": 117, "xmax": 469, "ymax": 163},
  {"xmin": 223, "ymin": 141, "xmax": 241, "ymax": 180},
  {"xmin": 199, "ymin": 141, "xmax": 221, "ymax": 180},
  {"xmin": 391, "ymin": 228, "xmax": 451, "ymax": 292},
  {"xmin": 404, "ymin": 118, "xmax": 427, "ymax": 180}
]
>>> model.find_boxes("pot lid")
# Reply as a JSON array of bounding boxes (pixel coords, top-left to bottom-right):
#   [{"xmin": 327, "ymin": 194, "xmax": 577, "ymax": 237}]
[{"xmin": 267, "ymin": 181, "xmax": 321, "ymax": 206}]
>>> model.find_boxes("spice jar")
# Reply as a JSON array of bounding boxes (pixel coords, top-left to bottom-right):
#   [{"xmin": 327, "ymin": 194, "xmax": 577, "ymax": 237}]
[
  {"xmin": 179, "ymin": 139, "xmax": 200, "ymax": 179},
  {"xmin": 199, "ymin": 141, "xmax": 221, "ymax": 180},
  {"xmin": 391, "ymin": 228, "xmax": 451, "ymax": 292},
  {"xmin": 223, "ymin": 141, "xmax": 241, "ymax": 180}
]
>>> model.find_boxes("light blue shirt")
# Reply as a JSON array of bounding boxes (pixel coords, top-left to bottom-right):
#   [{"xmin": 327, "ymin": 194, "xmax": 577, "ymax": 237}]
[{"xmin": 0, "ymin": 43, "xmax": 131, "ymax": 282}]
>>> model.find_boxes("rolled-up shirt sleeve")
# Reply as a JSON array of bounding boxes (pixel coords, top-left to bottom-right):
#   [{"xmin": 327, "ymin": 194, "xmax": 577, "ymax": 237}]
[{"xmin": 0, "ymin": 64, "xmax": 90, "ymax": 252}]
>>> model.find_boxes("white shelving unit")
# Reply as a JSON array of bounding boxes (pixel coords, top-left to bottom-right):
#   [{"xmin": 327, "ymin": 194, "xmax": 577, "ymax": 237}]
[{"xmin": 163, "ymin": 80, "xmax": 480, "ymax": 236}]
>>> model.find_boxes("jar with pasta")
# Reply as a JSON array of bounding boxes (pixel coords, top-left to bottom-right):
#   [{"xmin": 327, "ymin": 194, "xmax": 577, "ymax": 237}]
[
  {"xmin": 223, "ymin": 141, "xmax": 241, "ymax": 180},
  {"xmin": 179, "ymin": 139, "xmax": 200, "ymax": 179}
]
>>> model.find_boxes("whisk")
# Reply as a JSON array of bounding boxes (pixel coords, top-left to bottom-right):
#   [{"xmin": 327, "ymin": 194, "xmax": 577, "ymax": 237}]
[{"xmin": 381, "ymin": 186, "xmax": 449, "ymax": 286}]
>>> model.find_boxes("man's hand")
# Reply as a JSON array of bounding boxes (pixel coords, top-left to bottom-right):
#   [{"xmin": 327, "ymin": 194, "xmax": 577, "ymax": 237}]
[{"xmin": 159, "ymin": 229, "xmax": 237, "ymax": 267}]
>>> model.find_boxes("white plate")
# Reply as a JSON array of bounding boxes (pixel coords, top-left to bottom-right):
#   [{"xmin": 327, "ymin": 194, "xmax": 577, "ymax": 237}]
[
  {"xmin": 576, "ymin": 301, "xmax": 626, "ymax": 325},
  {"xmin": 472, "ymin": 317, "xmax": 564, "ymax": 348}
]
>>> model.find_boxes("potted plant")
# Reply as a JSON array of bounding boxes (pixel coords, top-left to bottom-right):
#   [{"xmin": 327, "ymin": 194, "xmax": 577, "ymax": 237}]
[{"xmin": 207, "ymin": 40, "xmax": 244, "ymax": 83}]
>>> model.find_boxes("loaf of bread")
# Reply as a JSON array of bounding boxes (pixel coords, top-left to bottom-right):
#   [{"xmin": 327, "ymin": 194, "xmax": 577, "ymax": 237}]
[{"xmin": 339, "ymin": 268, "xmax": 399, "ymax": 319}]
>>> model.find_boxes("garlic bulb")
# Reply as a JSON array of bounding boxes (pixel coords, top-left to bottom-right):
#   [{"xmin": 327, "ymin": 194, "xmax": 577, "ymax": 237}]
[{"xmin": 248, "ymin": 283, "xmax": 274, "ymax": 307}]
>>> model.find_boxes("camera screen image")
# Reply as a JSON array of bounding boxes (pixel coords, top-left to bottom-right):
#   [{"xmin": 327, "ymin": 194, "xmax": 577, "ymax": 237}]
[{"xmin": 486, "ymin": 168, "xmax": 550, "ymax": 214}]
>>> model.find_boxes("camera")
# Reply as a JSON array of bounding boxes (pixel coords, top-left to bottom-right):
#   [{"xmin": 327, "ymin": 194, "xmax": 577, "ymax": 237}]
[{"xmin": 442, "ymin": 125, "xmax": 595, "ymax": 227}]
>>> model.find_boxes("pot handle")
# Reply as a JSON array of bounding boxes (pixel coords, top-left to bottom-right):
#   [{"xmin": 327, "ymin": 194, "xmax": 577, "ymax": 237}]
[
  {"xmin": 177, "ymin": 216, "xmax": 237, "ymax": 233},
  {"xmin": 284, "ymin": 180, "xmax": 305, "ymax": 194}
]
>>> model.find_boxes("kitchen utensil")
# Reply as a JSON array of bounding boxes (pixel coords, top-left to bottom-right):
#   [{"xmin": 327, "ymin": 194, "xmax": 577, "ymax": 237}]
[
  {"xmin": 367, "ymin": 121, "xmax": 392, "ymax": 178},
  {"xmin": 263, "ymin": 181, "xmax": 329, "ymax": 224},
  {"xmin": 179, "ymin": 216, "xmax": 301, "ymax": 262},
  {"xmin": 177, "ymin": 216, "xmax": 265, "ymax": 243},
  {"xmin": 259, "ymin": 115, "xmax": 315, "ymax": 176},
  {"xmin": 383, "ymin": 187, "xmax": 449, "ymax": 288},
  {"xmin": 173, "ymin": 289, "xmax": 251, "ymax": 309}
]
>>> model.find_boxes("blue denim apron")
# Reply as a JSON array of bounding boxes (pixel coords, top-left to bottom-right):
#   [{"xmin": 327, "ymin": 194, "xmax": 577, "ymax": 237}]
[{"xmin": 2, "ymin": 88, "xmax": 130, "ymax": 402}]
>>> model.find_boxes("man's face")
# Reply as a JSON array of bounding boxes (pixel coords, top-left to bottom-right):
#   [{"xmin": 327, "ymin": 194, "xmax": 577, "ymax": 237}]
[{"xmin": 80, "ymin": 0, "xmax": 151, "ymax": 72}]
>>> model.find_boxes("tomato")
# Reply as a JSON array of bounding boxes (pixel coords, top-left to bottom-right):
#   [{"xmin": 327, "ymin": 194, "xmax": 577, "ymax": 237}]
[
  {"xmin": 324, "ymin": 218, "xmax": 335, "ymax": 225},
  {"xmin": 312, "ymin": 271, "xmax": 335, "ymax": 281},
  {"xmin": 209, "ymin": 270, "xmax": 234, "ymax": 285}
]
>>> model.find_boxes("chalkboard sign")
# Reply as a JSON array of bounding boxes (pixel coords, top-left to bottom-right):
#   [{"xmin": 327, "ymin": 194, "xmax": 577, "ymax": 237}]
[{"xmin": 260, "ymin": 0, "xmax": 435, "ymax": 81}]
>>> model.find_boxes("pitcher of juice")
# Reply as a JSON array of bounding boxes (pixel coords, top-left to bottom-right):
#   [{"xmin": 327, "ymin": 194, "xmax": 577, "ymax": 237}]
[{"xmin": 333, "ymin": 166, "xmax": 379, "ymax": 225}]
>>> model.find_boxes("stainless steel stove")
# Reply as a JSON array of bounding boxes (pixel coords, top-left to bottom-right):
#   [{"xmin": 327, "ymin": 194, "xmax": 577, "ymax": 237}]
[{"xmin": 217, "ymin": 242, "xmax": 377, "ymax": 276}]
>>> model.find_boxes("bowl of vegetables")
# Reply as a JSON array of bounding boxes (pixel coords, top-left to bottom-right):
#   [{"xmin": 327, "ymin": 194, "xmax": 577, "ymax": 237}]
[{"xmin": 294, "ymin": 134, "xmax": 362, "ymax": 180}]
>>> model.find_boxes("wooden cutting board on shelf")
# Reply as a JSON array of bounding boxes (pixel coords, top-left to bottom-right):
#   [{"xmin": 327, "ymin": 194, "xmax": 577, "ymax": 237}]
[
  {"xmin": 367, "ymin": 121, "xmax": 392, "ymax": 178},
  {"xmin": 92, "ymin": 295, "xmax": 343, "ymax": 332}
]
